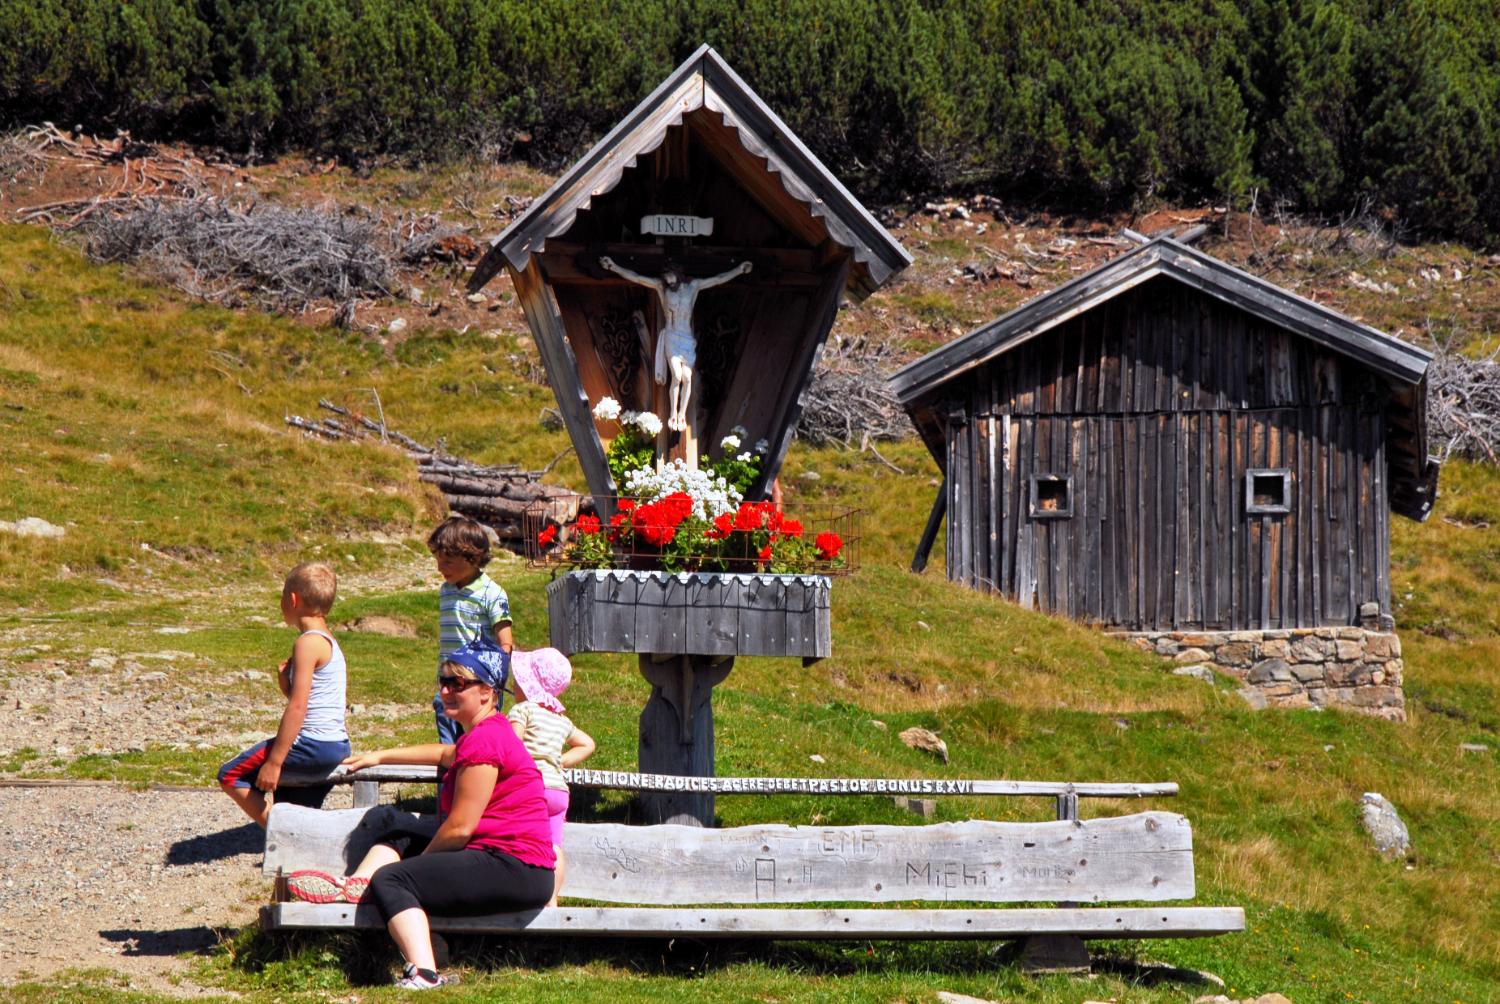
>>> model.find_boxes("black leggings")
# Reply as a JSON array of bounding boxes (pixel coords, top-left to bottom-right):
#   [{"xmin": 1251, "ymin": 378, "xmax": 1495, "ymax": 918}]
[{"xmin": 367, "ymin": 842, "xmax": 555, "ymax": 921}]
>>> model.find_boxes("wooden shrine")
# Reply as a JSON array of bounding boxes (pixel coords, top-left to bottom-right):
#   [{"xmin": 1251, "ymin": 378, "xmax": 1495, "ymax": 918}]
[
  {"xmin": 469, "ymin": 45, "xmax": 908, "ymax": 822},
  {"xmin": 469, "ymin": 44, "xmax": 910, "ymax": 503}
]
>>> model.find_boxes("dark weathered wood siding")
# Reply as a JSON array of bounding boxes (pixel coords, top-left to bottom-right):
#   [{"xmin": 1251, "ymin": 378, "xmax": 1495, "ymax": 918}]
[{"xmin": 943, "ymin": 278, "xmax": 1392, "ymax": 630}]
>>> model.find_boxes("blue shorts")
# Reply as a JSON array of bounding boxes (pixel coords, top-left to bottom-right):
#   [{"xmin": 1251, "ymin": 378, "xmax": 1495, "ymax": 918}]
[{"xmin": 218, "ymin": 734, "xmax": 350, "ymax": 808}]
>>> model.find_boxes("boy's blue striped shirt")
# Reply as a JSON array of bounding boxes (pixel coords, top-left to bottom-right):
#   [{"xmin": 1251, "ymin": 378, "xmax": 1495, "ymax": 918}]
[{"xmin": 437, "ymin": 572, "xmax": 511, "ymax": 668}]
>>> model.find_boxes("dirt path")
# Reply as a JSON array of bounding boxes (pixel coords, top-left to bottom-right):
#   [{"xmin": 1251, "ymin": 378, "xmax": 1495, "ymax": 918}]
[
  {"xmin": 0, "ymin": 552, "xmax": 436, "ymax": 995},
  {"xmin": 0, "ymin": 784, "xmax": 297, "ymax": 993}
]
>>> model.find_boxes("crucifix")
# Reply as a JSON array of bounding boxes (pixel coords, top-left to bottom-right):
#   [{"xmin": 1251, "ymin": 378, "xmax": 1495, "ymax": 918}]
[{"xmin": 599, "ymin": 254, "xmax": 753, "ymax": 457}]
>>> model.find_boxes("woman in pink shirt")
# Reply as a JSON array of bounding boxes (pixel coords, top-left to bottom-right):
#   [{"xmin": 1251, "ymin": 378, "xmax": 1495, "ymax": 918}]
[{"xmin": 287, "ymin": 639, "xmax": 555, "ymax": 991}]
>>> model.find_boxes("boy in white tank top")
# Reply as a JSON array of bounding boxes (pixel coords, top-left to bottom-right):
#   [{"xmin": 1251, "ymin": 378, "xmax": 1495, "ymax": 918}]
[{"xmin": 218, "ymin": 562, "xmax": 350, "ymax": 827}]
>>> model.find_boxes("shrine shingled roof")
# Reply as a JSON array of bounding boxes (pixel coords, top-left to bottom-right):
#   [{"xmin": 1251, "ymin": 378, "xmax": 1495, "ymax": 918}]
[{"xmin": 468, "ymin": 45, "xmax": 910, "ymax": 301}]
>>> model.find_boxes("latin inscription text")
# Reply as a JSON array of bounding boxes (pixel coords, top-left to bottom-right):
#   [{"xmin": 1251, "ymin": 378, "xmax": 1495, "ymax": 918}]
[
  {"xmin": 568, "ymin": 769, "xmax": 976, "ymax": 796},
  {"xmin": 641, "ymin": 214, "xmax": 714, "ymax": 237}
]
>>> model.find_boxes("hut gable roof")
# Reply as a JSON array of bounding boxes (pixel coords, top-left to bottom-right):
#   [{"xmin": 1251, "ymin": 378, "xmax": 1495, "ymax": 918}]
[
  {"xmin": 890, "ymin": 237, "xmax": 1438, "ymax": 520},
  {"xmin": 890, "ymin": 237, "xmax": 1432, "ymax": 399},
  {"xmin": 468, "ymin": 45, "xmax": 911, "ymax": 301}
]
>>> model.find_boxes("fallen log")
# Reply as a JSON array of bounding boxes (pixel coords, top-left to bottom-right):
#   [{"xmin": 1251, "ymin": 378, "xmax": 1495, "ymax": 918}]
[
  {"xmin": 286, "ymin": 401, "xmax": 586, "ymax": 552},
  {"xmin": 441, "ymin": 493, "xmax": 532, "ymax": 522}
]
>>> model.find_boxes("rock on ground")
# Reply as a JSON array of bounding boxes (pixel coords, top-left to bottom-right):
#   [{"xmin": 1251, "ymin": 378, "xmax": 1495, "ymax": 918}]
[{"xmin": 1360, "ymin": 791, "xmax": 1411, "ymax": 856}]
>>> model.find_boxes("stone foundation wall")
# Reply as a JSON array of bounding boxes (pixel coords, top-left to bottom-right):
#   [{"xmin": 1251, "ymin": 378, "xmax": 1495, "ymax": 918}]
[{"xmin": 1110, "ymin": 618, "xmax": 1405, "ymax": 721}]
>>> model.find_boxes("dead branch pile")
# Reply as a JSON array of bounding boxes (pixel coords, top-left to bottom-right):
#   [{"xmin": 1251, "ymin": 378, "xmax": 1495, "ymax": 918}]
[
  {"xmin": 395, "ymin": 213, "xmax": 481, "ymax": 265},
  {"xmin": 80, "ymin": 196, "xmax": 396, "ymax": 309},
  {"xmin": 286, "ymin": 400, "xmax": 578, "ymax": 549},
  {"xmin": 1263, "ymin": 194, "xmax": 1399, "ymax": 265},
  {"xmin": 796, "ymin": 336, "xmax": 914, "ymax": 446},
  {"xmin": 14, "ymin": 122, "xmax": 220, "ymax": 228},
  {"xmin": 9, "ymin": 124, "xmax": 482, "ymax": 310},
  {"xmin": 1427, "ymin": 339, "xmax": 1500, "ymax": 464},
  {"xmin": 0, "ymin": 129, "xmax": 49, "ymax": 185}
]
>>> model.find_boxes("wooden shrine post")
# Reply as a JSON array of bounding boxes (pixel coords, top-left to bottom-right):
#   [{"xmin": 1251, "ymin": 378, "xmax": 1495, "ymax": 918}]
[
  {"xmin": 470, "ymin": 46, "xmax": 910, "ymax": 825},
  {"xmin": 637, "ymin": 654, "xmax": 732, "ymax": 824}
]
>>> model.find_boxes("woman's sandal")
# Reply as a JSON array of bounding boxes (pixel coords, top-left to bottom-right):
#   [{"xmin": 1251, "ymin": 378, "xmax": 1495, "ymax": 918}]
[
  {"xmin": 340, "ymin": 876, "xmax": 370, "ymax": 903},
  {"xmin": 285, "ymin": 870, "xmax": 345, "ymax": 904}
]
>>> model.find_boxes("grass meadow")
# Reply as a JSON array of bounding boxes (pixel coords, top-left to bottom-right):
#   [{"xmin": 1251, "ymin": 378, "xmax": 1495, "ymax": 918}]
[{"xmin": 0, "ymin": 224, "xmax": 1496, "ymax": 1002}]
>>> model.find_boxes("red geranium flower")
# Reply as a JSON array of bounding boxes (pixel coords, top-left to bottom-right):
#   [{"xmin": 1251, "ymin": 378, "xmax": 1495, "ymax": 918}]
[
  {"xmin": 706, "ymin": 512, "xmax": 734, "ymax": 540},
  {"xmin": 780, "ymin": 518, "xmax": 803, "ymax": 538},
  {"xmin": 757, "ymin": 544, "xmax": 773, "ymax": 562},
  {"xmin": 537, "ymin": 524, "xmax": 558, "ymax": 546},
  {"xmin": 814, "ymin": 531, "xmax": 843, "ymax": 561},
  {"xmin": 632, "ymin": 501, "xmax": 679, "ymax": 547},
  {"xmin": 733, "ymin": 502, "xmax": 763, "ymax": 532},
  {"xmin": 658, "ymin": 491, "xmax": 694, "ymax": 524},
  {"xmin": 576, "ymin": 513, "xmax": 601, "ymax": 535},
  {"xmin": 617, "ymin": 498, "xmax": 636, "ymax": 512}
]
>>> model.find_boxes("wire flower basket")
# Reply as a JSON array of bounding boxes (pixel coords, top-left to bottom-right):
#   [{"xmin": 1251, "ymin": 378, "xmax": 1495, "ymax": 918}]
[{"xmin": 525, "ymin": 493, "xmax": 859, "ymax": 576}]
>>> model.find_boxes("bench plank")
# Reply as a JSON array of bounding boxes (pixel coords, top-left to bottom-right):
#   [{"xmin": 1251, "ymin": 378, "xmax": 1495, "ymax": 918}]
[
  {"xmin": 265, "ymin": 805, "xmax": 436, "ymax": 877},
  {"xmin": 265, "ymin": 806, "xmax": 1196, "ymax": 904},
  {"xmin": 278, "ymin": 764, "xmax": 1179, "ymax": 799},
  {"xmin": 264, "ymin": 903, "xmax": 1246, "ymax": 940},
  {"xmin": 565, "ymin": 814, "xmax": 1194, "ymax": 904}
]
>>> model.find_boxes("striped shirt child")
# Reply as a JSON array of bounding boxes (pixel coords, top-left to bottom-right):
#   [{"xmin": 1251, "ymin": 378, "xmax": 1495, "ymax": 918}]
[{"xmin": 433, "ymin": 571, "xmax": 511, "ymax": 742}]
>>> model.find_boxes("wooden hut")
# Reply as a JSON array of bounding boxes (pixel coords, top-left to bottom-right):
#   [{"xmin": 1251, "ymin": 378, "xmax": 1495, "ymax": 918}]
[
  {"xmin": 468, "ymin": 44, "xmax": 910, "ymax": 504},
  {"xmin": 891, "ymin": 237, "xmax": 1437, "ymax": 646}
]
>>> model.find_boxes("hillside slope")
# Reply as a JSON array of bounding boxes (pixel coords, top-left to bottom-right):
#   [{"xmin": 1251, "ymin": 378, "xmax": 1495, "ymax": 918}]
[{"xmin": 0, "ymin": 220, "xmax": 1497, "ymax": 1003}]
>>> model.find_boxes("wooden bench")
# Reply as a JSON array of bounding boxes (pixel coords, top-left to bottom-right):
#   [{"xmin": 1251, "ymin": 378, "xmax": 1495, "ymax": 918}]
[{"xmin": 265, "ymin": 769, "xmax": 1243, "ymax": 971}]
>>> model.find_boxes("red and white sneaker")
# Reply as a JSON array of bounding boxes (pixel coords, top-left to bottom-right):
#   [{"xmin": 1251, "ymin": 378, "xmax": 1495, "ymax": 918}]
[
  {"xmin": 340, "ymin": 876, "xmax": 370, "ymax": 903},
  {"xmin": 285, "ymin": 869, "xmax": 344, "ymax": 904}
]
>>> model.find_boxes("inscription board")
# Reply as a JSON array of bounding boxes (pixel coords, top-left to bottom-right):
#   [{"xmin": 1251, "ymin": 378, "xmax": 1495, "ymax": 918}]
[
  {"xmin": 280, "ymin": 764, "xmax": 1179, "ymax": 799},
  {"xmin": 568, "ymin": 770, "xmax": 983, "ymax": 795},
  {"xmin": 641, "ymin": 214, "xmax": 714, "ymax": 237}
]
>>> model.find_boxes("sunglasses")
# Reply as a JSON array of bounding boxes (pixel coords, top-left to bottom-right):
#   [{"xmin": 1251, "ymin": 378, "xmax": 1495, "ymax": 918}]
[{"xmin": 437, "ymin": 675, "xmax": 481, "ymax": 693}]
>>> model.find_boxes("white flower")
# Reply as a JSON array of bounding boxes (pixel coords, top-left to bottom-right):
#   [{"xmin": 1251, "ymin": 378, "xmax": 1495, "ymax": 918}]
[
  {"xmin": 592, "ymin": 397, "xmax": 621, "ymax": 422},
  {"xmin": 737, "ymin": 452, "xmax": 752, "ymax": 462},
  {"xmin": 720, "ymin": 433, "xmax": 742, "ymax": 452},
  {"xmin": 622, "ymin": 458, "xmax": 742, "ymax": 519},
  {"xmin": 731, "ymin": 425, "xmax": 748, "ymax": 439},
  {"xmin": 754, "ymin": 438, "xmax": 770, "ymax": 454},
  {"xmin": 631, "ymin": 411, "xmax": 664, "ymax": 437}
]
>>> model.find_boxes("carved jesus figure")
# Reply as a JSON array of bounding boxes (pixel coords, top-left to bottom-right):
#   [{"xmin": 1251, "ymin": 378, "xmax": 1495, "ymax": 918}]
[{"xmin": 599, "ymin": 256, "xmax": 753, "ymax": 432}]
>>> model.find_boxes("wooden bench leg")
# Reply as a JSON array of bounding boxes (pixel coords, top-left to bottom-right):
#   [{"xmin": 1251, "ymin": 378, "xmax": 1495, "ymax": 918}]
[
  {"xmin": 1018, "ymin": 934, "xmax": 1090, "ymax": 974},
  {"xmin": 1018, "ymin": 792, "xmax": 1090, "ymax": 972},
  {"xmin": 352, "ymin": 779, "xmax": 380, "ymax": 808}
]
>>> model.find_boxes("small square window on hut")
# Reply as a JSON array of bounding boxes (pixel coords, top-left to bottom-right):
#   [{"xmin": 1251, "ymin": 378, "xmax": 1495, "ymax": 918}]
[
  {"xmin": 1246, "ymin": 468, "xmax": 1292, "ymax": 515},
  {"xmin": 1029, "ymin": 474, "xmax": 1073, "ymax": 519}
]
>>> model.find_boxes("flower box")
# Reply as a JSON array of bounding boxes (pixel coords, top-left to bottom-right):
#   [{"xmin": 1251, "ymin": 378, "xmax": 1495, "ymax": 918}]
[{"xmin": 547, "ymin": 569, "xmax": 832, "ymax": 660}]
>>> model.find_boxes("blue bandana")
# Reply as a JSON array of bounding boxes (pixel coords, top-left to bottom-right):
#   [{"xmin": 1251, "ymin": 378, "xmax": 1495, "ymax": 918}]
[{"xmin": 443, "ymin": 639, "xmax": 510, "ymax": 691}]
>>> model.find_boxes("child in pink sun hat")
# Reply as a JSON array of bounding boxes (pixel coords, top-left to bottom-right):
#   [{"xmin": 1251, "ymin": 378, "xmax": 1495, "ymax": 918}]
[{"xmin": 507, "ymin": 647, "xmax": 595, "ymax": 906}]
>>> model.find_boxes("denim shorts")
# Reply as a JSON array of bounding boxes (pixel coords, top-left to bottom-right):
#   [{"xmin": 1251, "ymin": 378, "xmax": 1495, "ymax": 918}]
[{"xmin": 218, "ymin": 734, "xmax": 350, "ymax": 808}]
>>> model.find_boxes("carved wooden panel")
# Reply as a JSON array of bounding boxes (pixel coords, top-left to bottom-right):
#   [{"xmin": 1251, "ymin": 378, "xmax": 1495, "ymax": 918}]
[
  {"xmin": 548, "ymin": 570, "xmax": 832, "ymax": 658},
  {"xmin": 265, "ymin": 806, "xmax": 1196, "ymax": 905}
]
